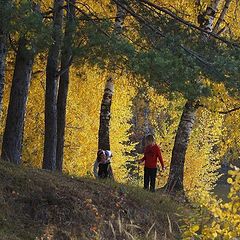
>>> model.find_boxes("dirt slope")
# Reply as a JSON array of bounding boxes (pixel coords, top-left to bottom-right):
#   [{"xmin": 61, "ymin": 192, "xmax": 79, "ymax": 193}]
[{"xmin": 0, "ymin": 161, "xmax": 183, "ymax": 240}]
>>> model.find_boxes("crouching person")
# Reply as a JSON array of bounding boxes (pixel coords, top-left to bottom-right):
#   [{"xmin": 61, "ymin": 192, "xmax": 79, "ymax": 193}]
[{"xmin": 93, "ymin": 149, "xmax": 114, "ymax": 179}]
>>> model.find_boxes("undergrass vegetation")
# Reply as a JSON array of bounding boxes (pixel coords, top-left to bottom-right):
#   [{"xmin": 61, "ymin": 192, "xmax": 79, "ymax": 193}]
[{"xmin": 0, "ymin": 161, "xmax": 187, "ymax": 240}]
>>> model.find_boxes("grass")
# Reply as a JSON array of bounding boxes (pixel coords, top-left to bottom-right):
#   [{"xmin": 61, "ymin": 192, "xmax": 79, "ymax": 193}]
[{"xmin": 0, "ymin": 161, "xmax": 186, "ymax": 240}]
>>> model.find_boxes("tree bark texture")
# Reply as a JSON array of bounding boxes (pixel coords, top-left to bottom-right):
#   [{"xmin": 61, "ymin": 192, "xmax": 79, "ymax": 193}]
[
  {"xmin": 98, "ymin": 2, "xmax": 127, "ymax": 150},
  {"xmin": 56, "ymin": 0, "xmax": 76, "ymax": 172},
  {"xmin": 199, "ymin": 0, "xmax": 221, "ymax": 40},
  {"xmin": 43, "ymin": 0, "xmax": 64, "ymax": 170},
  {"xmin": 1, "ymin": 38, "xmax": 34, "ymax": 164},
  {"xmin": 165, "ymin": 0, "xmax": 223, "ymax": 193},
  {"xmin": 98, "ymin": 77, "xmax": 114, "ymax": 150},
  {"xmin": 164, "ymin": 100, "xmax": 198, "ymax": 193}
]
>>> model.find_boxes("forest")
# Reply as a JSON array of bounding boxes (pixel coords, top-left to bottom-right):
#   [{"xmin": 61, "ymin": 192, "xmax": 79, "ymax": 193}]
[{"xmin": 0, "ymin": 0, "xmax": 240, "ymax": 239}]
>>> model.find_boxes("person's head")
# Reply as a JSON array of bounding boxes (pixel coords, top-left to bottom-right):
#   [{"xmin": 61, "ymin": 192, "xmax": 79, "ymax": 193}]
[
  {"xmin": 97, "ymin": 149, "xmax": 106, "ymax": 162},
  {"xmin": 145, "ymin": 134, "xmax": 155, "ymax": 146}
]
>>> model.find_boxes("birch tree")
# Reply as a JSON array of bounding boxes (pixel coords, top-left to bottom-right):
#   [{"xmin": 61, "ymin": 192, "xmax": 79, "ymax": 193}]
[
  {"xmin": 98, "ymin": 1, "xmax": 127, "ymax": 150},
  {"xmin": 164, "ymin": 0, "xmax": 232, "ymax": 193}
]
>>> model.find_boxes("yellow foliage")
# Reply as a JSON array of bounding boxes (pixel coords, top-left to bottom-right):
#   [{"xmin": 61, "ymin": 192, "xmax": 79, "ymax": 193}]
[
  {"xmin": 184, "ymin": 108, "xmax": 223, "ymax": 192},
  {"xmin": 146, "ymin": 87, "xmax": 223, "ymax": 191},
  {"xmin": 0, "ymin": 49, "xmax": 136, "ymax": 180},
  {"xmin": 183, "ymin": 168, "xmax": 240, "ymax": 239}
]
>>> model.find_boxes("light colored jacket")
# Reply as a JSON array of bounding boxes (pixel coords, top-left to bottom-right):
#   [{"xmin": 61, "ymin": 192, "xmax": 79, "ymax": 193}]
[
  {"xmin": 93, "ymin": 150, "xmax": 114, "ymax": 179},
  {"xmin": 93, "ymin": 160, "xmax": 99, "ymax": 178}
]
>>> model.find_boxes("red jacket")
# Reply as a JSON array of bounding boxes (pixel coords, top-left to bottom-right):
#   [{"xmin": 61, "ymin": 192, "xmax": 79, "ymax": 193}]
[{"xmin": 141, "ymin": 144, "xmax": 164, "ymax": 169}]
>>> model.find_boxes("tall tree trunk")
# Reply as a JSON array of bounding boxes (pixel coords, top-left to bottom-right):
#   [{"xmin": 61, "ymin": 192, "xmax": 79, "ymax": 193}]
[
  {"xmin": 165, "ymin": 0, "xmax": 222, "ymax": 193},
  {"xmin": 0, "ymin": 0, "xmax": 11, "ymax": 114},
  {"xmin": 98, "ymin": 77, "xmax": 114, "ymax": 150},
  {"xmin": 1, "ymin": 38, "xmax": 34, "ymax": 164},
  {"xmin": 43, "ymin": 0, "xmax": 64, "ymax": 170},
  {"xmin": 56, "ymin": 0, "xmax": 76, "ymax": 172},
  {"xmin": 98, "ymin": 2, "xmax": 127, "ymax": 150},
  {"xmin": 164, "ymin": 100, "xmax": 198, "ymax": 192}
]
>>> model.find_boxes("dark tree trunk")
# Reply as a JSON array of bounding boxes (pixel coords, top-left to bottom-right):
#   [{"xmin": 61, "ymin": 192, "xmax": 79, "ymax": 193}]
[
  {"xmin": 164, "ymin": 100, "xmax": 198, "ymax": 193},
  {"xmin": 56, "ymin": 0, "xmax": 76, "ymax": 172},
  {"xmin": 1, "ymin": 38, "xmax": 34, "ymax": 164},
  {"xmin": 43, "ymin": 0, "xmax": 64, "ymax": 170},
  {"xmin": 0, "ymin": 0, "xmax": 11, "ymax": 114},
  {"xmin": 98, "ymin": 3, "xmax": 127, "ymax": 150}
]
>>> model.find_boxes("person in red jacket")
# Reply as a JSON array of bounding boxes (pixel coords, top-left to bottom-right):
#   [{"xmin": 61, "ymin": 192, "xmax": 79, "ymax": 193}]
[{"xmin": 138, "ymin": 134, "xmax": 165, "ymax": 192}]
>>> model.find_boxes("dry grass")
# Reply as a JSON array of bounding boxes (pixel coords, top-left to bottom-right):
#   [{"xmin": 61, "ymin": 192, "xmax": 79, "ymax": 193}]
[{"xmin": 0, "ymin": 161, "xmax": 184, "ymax": 240}]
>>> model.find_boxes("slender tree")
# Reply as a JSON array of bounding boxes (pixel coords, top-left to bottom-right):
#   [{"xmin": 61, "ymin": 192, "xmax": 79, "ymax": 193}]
[
  {"xmin": 1, "ymin": 37, "xmax": 35, "ymax": 164},
  {"xmin": 43, "ymin": 0, "xmax": 64, "ymax": 170},
  {"xmin": 164, "ymin": 0, "xmax": 230, "ymax": 193},
  {"xmin": 56, "ymin": 0, "xmax": 76, "ymax": 172},
  {"xmin": 98, "ymin": 1, "xmax": 127, "ymax": 150}
]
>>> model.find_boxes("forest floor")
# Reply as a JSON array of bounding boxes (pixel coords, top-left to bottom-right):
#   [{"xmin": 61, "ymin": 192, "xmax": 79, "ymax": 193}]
[{"xmin": 0, "ymin": 161, "xmax": 187, "ymax": 240}]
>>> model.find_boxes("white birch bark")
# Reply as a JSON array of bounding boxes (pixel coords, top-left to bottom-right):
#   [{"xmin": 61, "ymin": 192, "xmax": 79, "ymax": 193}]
[
  {"xmin": 165, "ymin": 0, "xmax": 225, "ymax": 193},
  {"xmin": 98, "ymin": 2, "xmax": 127, "ymax": 150}
]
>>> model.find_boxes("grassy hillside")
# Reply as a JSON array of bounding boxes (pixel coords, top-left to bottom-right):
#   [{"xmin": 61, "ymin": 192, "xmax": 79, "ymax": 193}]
[{"xmin": 0, "ymin": 161, "xmax": 185, "ymax": 240}]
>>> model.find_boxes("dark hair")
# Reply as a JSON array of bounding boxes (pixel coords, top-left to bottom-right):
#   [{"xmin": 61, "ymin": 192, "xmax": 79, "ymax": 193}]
[
  {"xmin": 145, "ymin": 134, "xmax": 155, "ymax": 146},
  {"xmin": 97, "ymin": 149, "xmax": 105, "ymax": 162},
  {"xmin": 97, "ymin": 149, "xmax": 104, "ymax": 156}
]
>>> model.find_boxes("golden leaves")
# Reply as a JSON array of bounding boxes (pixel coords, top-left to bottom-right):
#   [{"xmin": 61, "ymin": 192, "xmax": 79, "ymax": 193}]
[{"xmin": 183, "ymin": 169, "xmax": 240, "ymax": 239}]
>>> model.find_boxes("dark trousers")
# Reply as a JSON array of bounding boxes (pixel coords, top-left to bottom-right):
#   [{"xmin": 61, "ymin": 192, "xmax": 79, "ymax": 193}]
[
  {"xmin": 144, "ymin": 167, "xmax": 157, "ymax": 192},
  {"xmin": 98, "ymin": 163, "xmax": 110, "ymax": 178}
]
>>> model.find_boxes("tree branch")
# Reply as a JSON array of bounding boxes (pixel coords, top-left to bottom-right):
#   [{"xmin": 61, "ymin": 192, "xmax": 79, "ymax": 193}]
[
  {"xmin": 137, "ymin": 0, "xmax": 240, "ymax": 48},
  {"xmin": 218, "ymin": 106, "xmax": 240, "ymax": 114},
  {"xmin": 199, "ymin": 104, "xmax": 240, "ymax": 114},
  {"xmin": 112, "ymin": 0, "xmax": 217, "ymax": 69}
]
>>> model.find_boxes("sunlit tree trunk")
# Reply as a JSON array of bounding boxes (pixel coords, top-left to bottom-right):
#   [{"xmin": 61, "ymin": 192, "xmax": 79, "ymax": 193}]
[
  {"xmin": 164, "ymin": 100, "xmax": 198, "ymax": 192},
  {"xmin": 165, "ymin": 0, "xmax": 222, "ymax": 193},
  {"xmin": 98, "ymin": 2, "xmax": 127, "ymax": 150},
  {"xmin": 1, "ymin": 38, "xmax": 34, "ymax": 164},
  {"xmin": 43, "ymin": 0, "xmax": 64, "ymax": 170},
  {"xmin": 56, "ymin": 0, "xmax": 76, "ymax": 172}
]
